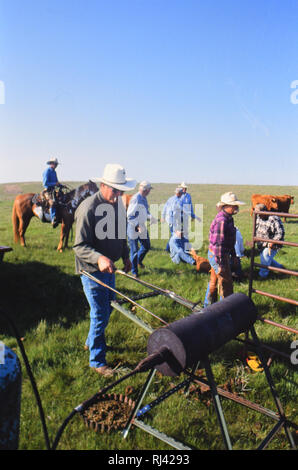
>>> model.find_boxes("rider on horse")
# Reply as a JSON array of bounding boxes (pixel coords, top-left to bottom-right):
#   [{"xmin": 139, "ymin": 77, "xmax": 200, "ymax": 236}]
[{"xmin": 42, "ymin": 157, "xmax": 63, "ymax": 228}]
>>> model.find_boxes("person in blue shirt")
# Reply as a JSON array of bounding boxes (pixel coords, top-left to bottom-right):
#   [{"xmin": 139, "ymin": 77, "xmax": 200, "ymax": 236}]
[
  {"xmin": 127, "ymin": 181, "xmax": 157, "ymax": 277},
  {"xmin": 169, "ymin": 230, "xmax": 196, "ymax": 266},
  {"xmin": 179, "ymin": 182, "xmax": 196, "ymax": 218},
  {"xmin": 42, "ymin": 157, "xmax": 61, "ymax": 228},
  {"xmin": 179, "ymin": 182, "xmax": 201, "ymax": 239},
  {"xmin": 161, "ymin": 187, "xmax": 184, "ymax": 252}
]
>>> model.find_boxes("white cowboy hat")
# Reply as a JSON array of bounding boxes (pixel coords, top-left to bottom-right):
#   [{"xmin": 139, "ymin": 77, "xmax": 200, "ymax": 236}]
[
  {"xmin": 175, "ymin": 187, "xmax": 183, "ymax": 194},
  {"xmin": 47, "ymin": 157, "xmax": 59, "ymax": 165},
  {"xmin": 94, "ymin": 163, "xmax": 136, "ymax": 191},
  {"xmin": 139, "ymin": 180, "xmax": 153, "ymax": 190},
  {"xmin": 179, "ymin": 182, "xmax": 188, "ymax": 189},
  {"xmin": 216, "ymin": 192, "xmax": 246, "ymax": 208}
]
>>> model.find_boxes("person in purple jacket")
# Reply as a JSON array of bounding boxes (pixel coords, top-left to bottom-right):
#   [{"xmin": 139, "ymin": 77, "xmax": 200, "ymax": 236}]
[{"xmin": 204, "ymin": 192, "xmax": 245, "ymax": 307}]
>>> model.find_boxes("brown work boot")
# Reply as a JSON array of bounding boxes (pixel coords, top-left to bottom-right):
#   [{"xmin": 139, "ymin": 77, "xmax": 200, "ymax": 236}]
[{"xmin": 92, "ymin": 365, "xmax": 115, "ymax": 377}]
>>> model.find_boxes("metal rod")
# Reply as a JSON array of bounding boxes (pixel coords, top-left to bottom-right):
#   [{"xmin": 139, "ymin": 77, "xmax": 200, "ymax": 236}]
[
  {"xmin": 122, "ymin": 368, "xmax": 156, "ymax": 439},
  {"xmin": 252, "ymin": 288, "xmax": 298, "ymax": 306},
  {"xmin": 185, "ymin": 372, "xmax": 280, "ymax": 421},
  {"xmin": 111, "ymin": 301, "xmax": 155, "ymax": 333},
  {"xmin": 249, "ymin": 326, "xmax": 296, "ymax": 449},
  {"xmin": 116, "ymin": 291, "xmax": 161, "ymax": 304},
  {"xmin": 253, "ymin": 237, "xmax": 298, "ymax": 248},
  {"xmin": 203, "ymin": 357, "xmax": 233, "ymax": 450},
  {"xmin": 257, "ymin": 316, "xmax": 298, "ymax": 335},
  {"xmin": 116, "ymin": 269, "xmax": 200, "ymax": 310},
  {"xmin": 254, "ymin": 210, "xmax": 298, "ymax": 218},
  {"xmin": 257, "ymin": 419, "xmax": 286, "ymax": 450},
  {"xmin": 248, "ymin": 211, "xmax": 257, "ymax": 298},
  {"xmin": 136, "ymin": 379, "xmax": 191, "ymax": 418},
  {"xmin": 236, "ymin": 337, "xmax": 291, "ymax": 361},
  {"xmin": 253, "ymin": 263, "xmax": 298, "ymax": 276},
  {"xmin": 133, "ymin": 419, "xmax": 192, "ymax": 450},
  {"xmin": 80, "ymin": 270, "xmax": 168, "ymax": 326}
]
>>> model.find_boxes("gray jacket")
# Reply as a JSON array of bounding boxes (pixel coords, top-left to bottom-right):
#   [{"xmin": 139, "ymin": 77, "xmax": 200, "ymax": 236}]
[{"xmin": 73, "ymin": 191, "xmax": 129, "ymax": 274}]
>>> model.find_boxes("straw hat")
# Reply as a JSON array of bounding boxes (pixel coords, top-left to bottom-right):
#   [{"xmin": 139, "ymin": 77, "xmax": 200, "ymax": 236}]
[
  {"xmin": 139, "ymin": 180, "xmax": 153, "ymax": 191},
  {"xmin": 47, "ymin": 157, "xmax": 59, "ymax": 165},
  {"xmin": 216, "ymin": 192, "xmax": 245, "ymax": 208},
  {"xmin": 94, "ymin": 163, "xmax": 136, "ymax": 191},
  {"xmin": 179, "ymin": 182, "xmax": 188, "ymax": 189}
]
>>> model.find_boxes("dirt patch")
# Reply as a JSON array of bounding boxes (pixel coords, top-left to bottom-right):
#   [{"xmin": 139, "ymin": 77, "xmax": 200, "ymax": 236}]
[
  {"xmin": 80, "ymin": 393, "xmax": 135, "ymax": 433},
  {"xmin": 4, "ymin": 184, "xmax": 23, "ymax": 194}
]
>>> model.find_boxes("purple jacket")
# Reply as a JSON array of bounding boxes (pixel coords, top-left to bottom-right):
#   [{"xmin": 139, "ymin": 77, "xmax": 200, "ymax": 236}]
[{"xmin": 209, "ymin": 210, "xmax": 236, "ymax": 266}]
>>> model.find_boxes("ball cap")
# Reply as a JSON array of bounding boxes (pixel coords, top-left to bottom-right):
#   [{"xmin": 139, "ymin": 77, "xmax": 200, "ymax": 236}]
[{"xmin": 139, "ymin": 180, "xmax": 153, "ymax": 191}]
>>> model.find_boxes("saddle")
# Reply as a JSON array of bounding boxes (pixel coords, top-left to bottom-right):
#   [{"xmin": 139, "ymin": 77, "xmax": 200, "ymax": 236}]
[{"xmin": 32, "ymin": 186, "xmax": 68, "ymax": 223}]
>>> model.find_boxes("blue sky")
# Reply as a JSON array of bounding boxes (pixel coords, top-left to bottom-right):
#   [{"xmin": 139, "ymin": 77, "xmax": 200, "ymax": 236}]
[{"xmin": 1, "ymin": 0, "xmax": 298, "ymax": 185}]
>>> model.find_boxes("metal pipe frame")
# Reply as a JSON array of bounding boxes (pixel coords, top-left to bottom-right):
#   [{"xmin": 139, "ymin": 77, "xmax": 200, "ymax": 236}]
[
  {"xmin": 249, "ymin": 209, "xmax": 298, "ymax": 335},
  {"xmin": 80, "ymin": 270, "xmax": 296, "ymax": 448},
  {"xmin": 121, "ymin": 326, "xmax": 296, "ymax": 450}
]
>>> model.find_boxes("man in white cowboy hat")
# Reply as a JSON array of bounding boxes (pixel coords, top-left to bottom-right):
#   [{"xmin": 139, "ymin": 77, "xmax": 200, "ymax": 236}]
[
  {"xmin": 161, "ymin": 187, "xmax": 184, "ymax": 252},
  {"xmin": 127, "ymin": 180, "xmax": 157, "ymax": 277},
  {"xmin": 204, "ymin": 192, "xmax": 245, "ymax": 307},
  {"xmin": 73, "ymin": 163, "xmax": 136, "ymax": 377},
  {"xmin": 178, "ymin": 181, "xmax": 201, "ymax": 240},
  {"xmin": 42, "ymin": 157, "xmax": 61, "ymax": 228}
]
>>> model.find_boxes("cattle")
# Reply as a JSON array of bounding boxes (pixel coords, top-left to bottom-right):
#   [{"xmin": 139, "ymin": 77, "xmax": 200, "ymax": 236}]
[
  {"xmin": 272, "ymin": 195, "xmax": 294, "ymax": 222},
  {"xmin": 250, "ymin": 194, "xmax": 278, "ymax": 216},
  {"xmin": 250, "ymin": 194, "xmax": 294, "ymax": 222}
]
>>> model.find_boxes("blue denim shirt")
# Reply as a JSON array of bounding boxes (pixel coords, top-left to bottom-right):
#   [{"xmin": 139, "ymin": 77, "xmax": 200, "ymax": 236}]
[
  {"xmin": 127, "ymin": 192, "xmax": 151, "ymax": 239},
  {"xmin": 162, "ymin": 195, "xmax": 183, "ymax": 229},
  {"xmin": 180, "ymin": 192, "xmax": 196, "ymax": 218},
  {"xmin": 42, "ymin": 167, "xmax": 58, "ymax": 189}
]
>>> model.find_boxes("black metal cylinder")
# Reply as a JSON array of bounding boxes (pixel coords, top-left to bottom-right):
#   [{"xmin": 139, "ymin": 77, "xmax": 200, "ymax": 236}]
[{"xmin": 147, "ymin": 293, "xmax": 258, "ymax": 376}]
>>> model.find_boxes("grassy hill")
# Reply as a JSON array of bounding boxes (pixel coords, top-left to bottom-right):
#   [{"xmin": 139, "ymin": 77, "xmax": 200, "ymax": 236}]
[{"xmin": 0, "ymin": 181, "xmax": 297, "ymax": 450}]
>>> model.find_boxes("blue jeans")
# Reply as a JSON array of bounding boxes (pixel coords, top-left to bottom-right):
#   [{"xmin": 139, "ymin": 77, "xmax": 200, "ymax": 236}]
[
  {"xmin": 165, "ymin": 225, "xmax": 174, "ymax": 252},
  {"xmin": 259, "ymin": 248, "xmax": 284, "ymax": 278},
  {"xmin": 50, "ymin": 205, "xmax": 57, "ymax": 222},
  {"xmin": 128, "ymin": 236, "xmax": 151, "ymax": 275},
  {"xmin": 81, "ymin": 271, "xmax": 116, "ymax": 368},
  {"xmin": 170, "ymin": 247, "xmax": 195, "ymax": 265}
]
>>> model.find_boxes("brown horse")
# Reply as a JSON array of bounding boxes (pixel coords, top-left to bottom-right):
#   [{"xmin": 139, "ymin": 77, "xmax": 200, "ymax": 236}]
[
  {"xmin": 12, "ymin": 181, "xmax": 98, "ymax": 252},
  {"xmin": 121, "ymin": 193, "xmax": 133, "ymax": 210}
]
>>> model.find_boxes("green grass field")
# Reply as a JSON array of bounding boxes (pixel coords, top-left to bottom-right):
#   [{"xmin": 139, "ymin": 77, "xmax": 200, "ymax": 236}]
[{"xmin": 0, "ymin": 181, "xmax": 297, "ymax": 450}]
